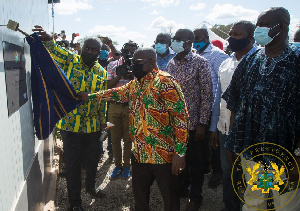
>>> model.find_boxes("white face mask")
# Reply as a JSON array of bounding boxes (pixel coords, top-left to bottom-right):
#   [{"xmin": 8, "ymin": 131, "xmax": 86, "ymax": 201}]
[{"xmin": 171, "ymin": 40, "xmax": 185, "ymax": 53}]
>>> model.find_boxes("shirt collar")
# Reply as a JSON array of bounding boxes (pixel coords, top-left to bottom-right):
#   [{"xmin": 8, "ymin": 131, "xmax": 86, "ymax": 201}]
[
  {"xmin": 202, "ymin": 43, "xmax": 212, "ymax": 54},
  {"xmin": 157, "ymin": 48, "xmax": 176, "ymax": 58},
  {"xmin": 138, "ymin": 68, "xmax": 159, "ymax": 83},
  {"xmin": 230, "ymin": 44, "xmax": 258, "ymax": 59},
  {"xmin": 174, "ymin": 50, "xmax": 194, "ymax": 61}
]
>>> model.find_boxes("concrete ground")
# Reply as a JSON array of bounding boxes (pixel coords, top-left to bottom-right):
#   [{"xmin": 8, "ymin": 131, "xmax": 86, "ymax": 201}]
[{"xmin": 55, "ymin": 139, "xmax": 226, "ymax": 211}]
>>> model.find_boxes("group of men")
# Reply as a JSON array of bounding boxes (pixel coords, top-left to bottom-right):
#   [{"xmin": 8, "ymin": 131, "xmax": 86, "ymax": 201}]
[{"xmin": 33, "ymin": 6, "xmax": 300, "ymax": 211}]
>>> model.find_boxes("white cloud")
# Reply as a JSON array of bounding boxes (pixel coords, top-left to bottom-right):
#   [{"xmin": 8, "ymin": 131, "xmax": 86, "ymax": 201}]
[
  {"xmin": 189, "ymin": 3, "xmax": 206, "ymax": 11},
  {"xmin": 150, "ymin": 10, "xmax": 159, "ymax": 15},
  {"xmin": 141, "ymin": 0, "xmax": 180, "ymax": 7},
  {"xmin": 74, "ymin": 18, "xmax": 81, "ymax": 22},
  {"xmin": 205, "ymin": 4, "xmax": 259, "ymax": 23},
  {"xmin": 54, "ymin": 0, "xmax": 93, "ymax": 15},
  {"xmin": 88, "ymin": 25, "xmax": 146, "ymax": 47},
  {"xmin": 147, "ymin": 16, "xmax": 184, "ymax": 34}
]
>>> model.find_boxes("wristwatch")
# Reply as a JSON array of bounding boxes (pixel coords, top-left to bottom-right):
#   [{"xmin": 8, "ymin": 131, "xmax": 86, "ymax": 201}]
[{"xmin": 294, "ymin": 148, "xmax": 300, "ymax": 157}]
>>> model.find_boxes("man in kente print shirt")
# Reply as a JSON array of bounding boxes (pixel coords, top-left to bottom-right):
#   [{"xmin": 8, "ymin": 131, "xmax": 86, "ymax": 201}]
[{"xmin": 79, "ymin": 47, "xmax": 189, "ymax": 211}]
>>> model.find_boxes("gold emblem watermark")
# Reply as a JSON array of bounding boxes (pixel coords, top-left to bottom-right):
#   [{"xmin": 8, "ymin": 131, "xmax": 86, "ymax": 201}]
[{"xmin": 231, "ymin": 142, "xmax": 300, "ymax": 210}]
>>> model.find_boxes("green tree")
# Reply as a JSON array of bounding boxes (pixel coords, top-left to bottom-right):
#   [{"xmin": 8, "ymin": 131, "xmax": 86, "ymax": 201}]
[{"xmin": 210, "ymin": 24, "xmax": 233, "ymax": 40}]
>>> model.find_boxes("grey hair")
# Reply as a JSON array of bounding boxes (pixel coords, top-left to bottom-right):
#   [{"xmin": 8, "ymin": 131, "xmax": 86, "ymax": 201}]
[
  {"xmin": 83, "ymin": 36, "xmax": 102, "ymax": 50},
  {"xmin": 134, "ymin": 47, "xmax": 157, "ymax": 61}
]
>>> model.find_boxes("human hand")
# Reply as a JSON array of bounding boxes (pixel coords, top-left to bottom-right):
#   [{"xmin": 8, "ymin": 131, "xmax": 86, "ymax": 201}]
[
  {"xmin": 77, "ymin": 92, "xmax": 89, "ymax": 101},
  {"xmin": 288, "ymin": 157, "xmax": 300, "ymax": 182},
  {"xmin": 195, "ymin": 123, "xmax": 206, "ymax": 142},
  {"xmin": 209, "ymin": 131, "xmax": 219, "ymax": 150},
  {"xmin": 100, "ymin": 124, "xmax": 106, "ymax": 133},
  {"xmin": 172, "ymin": 154, "xmax": 185, "ymax": 175},
  {"xmin": 32, "ymin": 25, "xmax": 53, "ymax": 41},
  {"xmin": 102, "ymin": 37, "xmax": 113, "ymax": 47},
  {"xmin": 226, "ymin": 150, "xmax": 238, "ymax": 166}
]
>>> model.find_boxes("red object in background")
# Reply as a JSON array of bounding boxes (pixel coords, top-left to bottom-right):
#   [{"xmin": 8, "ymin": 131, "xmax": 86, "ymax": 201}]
[
  {"xmin": 211, "ymin": 39, "xmax": 224, "ymax": 50},
  {"xmin": 75, "ymin": 33, "xmax": 80, "ymax": 37}
]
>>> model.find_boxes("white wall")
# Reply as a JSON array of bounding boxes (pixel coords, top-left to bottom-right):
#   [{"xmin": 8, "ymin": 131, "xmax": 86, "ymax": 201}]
[{"xmin": 0, "ymin": 1, "xmax": 52, "ymax": 211}]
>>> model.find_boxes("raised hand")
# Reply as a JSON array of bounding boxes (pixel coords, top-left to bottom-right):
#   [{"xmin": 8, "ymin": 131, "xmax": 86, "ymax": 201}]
[{"xmin": 32, "ymin": 25, "xmax": 53, "ymax": 41}]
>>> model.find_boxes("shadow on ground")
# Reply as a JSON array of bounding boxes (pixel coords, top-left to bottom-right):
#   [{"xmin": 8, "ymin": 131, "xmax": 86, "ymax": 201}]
[{"xmin": 55, "ymin": 139, "xmax": 225, "ymax": 211}]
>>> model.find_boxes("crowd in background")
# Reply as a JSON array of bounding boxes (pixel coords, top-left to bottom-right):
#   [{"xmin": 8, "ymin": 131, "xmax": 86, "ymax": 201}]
[{"xmin": 35, "ymin": 6, "xmax": 300, "ymax": 211}]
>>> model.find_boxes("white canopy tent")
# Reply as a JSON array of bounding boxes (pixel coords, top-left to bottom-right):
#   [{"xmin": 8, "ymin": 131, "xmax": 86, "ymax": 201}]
[{"xmin": 196, "ymin": 23, "xmax": 229, "ymax": 47}]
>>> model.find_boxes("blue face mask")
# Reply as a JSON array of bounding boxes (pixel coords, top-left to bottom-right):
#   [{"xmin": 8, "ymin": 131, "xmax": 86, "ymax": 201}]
[
  {"xmin": 99, "ymin": 50, "xmax": 109, "ymax": 60},
  {"xmin": 254, "ymin": 24, "xmax": 280, "ymax": 47},
  {"xmin": 293, "ymin": 42, "xmax": 300, "ymax": 47},
  {"xmin": 193, "ymin": 41, "xmax": 206, "ymax": 51},
  {"xmin": 155, "ymin": 43, "xmax": 168, "ymax": 54}
]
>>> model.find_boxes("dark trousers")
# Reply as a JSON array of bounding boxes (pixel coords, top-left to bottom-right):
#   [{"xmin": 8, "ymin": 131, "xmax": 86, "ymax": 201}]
[
  {"xmin": 219, "ymin": 132, "xmax": 240, "ymax": 211},
  {"xmin": 178, "ymin": 130, "xmax": 204, "ymax": 202},
  {"xmin": 61, "ymin": 130, "xmax": 101, "ymax": 207},
  {"xmin": 132, "ymin": 155, "xmax": 180, "ymax": 211},
  {"xmin": 200, "ymin": 125, "xmax": 222, "ymax": 175}
]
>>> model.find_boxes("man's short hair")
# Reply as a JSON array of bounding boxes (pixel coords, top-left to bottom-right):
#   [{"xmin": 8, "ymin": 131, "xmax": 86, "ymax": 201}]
[
  {"xmin": 122, "ymin": 40, "xmax": 139, "ymax": 52},
  {"xmin": 83, "ymin": 36, "xmax": 102, "ymax": 49},
  {"xmin": 193, "ymin": 28, "xmax": 209, "ymax": 37},
  {"xmin": 157, "ymin": 32, "xmax": 171, "ymax": 39},
  {"xmin": 232, "ymin": 20, "xmax": 256, "ymax": 37},
  {"xmin": 176, "ymin": 29, "xmax": 195, "ymax": 41},
  {"xmin": 294, "ymin": 28, "xmax": 300, "ymax": 42},
  {"xmin": 261, "ymin": 7, "xmax": 290, "ymax": 27},
  {"xmin": 134, "ymin": 47, "xmax": 157, "ymax": 61}
]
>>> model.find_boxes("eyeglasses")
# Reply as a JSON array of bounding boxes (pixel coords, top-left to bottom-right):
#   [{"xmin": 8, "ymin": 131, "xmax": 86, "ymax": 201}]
[
  {"xmin": 171, "ymin": 37, "xmax": 189, "ymax": 42},
  {"xmin": 132, "ymin": 58, "xmax": 151, "ymax": 65}
]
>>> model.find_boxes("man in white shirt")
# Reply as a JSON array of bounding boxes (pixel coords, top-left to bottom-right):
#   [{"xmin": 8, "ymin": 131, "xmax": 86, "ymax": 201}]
[{"xmin": 210, "ymin": 20, "xmax": 257, "ymax": 211}]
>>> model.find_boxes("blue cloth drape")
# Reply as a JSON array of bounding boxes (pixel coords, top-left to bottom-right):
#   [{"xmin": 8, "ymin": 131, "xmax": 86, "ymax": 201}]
[{"xmin": 27, "ymin": 33, "xmax": 82, "ymax": 140}]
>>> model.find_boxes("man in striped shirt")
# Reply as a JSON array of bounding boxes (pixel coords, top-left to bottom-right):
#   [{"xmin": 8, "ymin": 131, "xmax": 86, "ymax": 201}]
[{"xmin": 193, "ymin": 28, "xmax": 228, "ymax": 188}]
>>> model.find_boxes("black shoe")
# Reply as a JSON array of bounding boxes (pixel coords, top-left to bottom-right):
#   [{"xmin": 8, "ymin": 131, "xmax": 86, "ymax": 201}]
[
  {"xmin": 203, "ymin": 168, "xmax": 211, "ymax": 175},
  {"xmin": 208, "ymin": 174, "xmax": 222, "ymax": 189},
  {"xmin": 86, "ymin": 188, "xmax": 105, "ymax": 198},
  {"xmin": 186, "ymin": 198, "xmax": 203, "ymax": 211},
  {"xmin": 69, "ymin": 206, "xmax": 84, "ymax": 211}
]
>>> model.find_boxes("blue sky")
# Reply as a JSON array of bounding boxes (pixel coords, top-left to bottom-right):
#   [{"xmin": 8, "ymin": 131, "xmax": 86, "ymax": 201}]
[{"xmin": 49, "ymin": 0, "xmax": 300, "ymax": 49}]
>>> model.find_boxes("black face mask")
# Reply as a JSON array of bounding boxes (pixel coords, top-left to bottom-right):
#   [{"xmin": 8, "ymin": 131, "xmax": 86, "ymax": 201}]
[
  {"xmin": 132, "ymin": 60, "xmax": 151, "ymax": 81},
  {"xmin": 81, "ymin": 51, "xmax": 98, "ymax": 66},
  {"xmin": 228, "ymin": 36, "xmax": 250, "ymax": 52}
]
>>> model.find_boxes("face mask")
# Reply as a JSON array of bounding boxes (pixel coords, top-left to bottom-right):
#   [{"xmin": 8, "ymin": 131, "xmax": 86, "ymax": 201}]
[
  {"xmin": 81, "ymin": 51, "xmax": 98, "ymax": 66},
  {"xmin": 132, "ymin": 60, "xmax": 151, "ymax": 81},
  {"xmin": 293, "ymin": 42, "xmax": 300, "ymax": 47},
  {"xmin": 99, "ymin": 50, "xmax": 109, "ymax": 60},
  {"xmin": 171, "ymin": 41, "xmax": 185, "ymax": 53},
  {"xmin": 228, "ymin": 37, "xmax": 250, "ymax": 52},
  {"xmin": 254, "ymin": 24, "xmax": 280, "ymax": 47},
  {"xmin": 155, "ymin": 43, "xmax": 168, "ymax": 54},
  {"xmin": 193, "ymin": 41, "xmax": 206, "ymax": 51}
]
